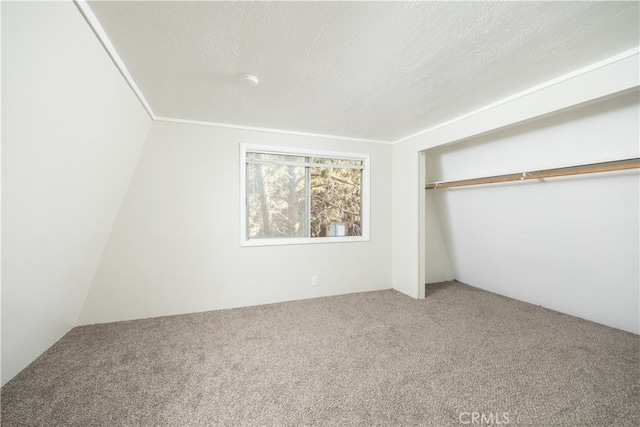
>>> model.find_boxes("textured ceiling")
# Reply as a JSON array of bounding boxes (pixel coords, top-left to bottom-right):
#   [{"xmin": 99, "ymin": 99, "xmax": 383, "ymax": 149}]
[{"xmin": 86, "ymin": 1, "xmax": 639, "ymax": 143}]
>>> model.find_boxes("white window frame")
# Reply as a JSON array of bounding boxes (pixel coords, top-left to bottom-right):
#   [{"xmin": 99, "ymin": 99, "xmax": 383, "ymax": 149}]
[{"xmin": 240, "ymin": 144, "xmax": 370, "ymax": 247}]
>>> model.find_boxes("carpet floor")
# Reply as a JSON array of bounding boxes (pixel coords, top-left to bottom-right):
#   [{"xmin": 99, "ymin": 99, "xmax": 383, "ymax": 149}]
[{"xmin": 1, "ymin": 281, "xmax": 638, "ymax": 426}]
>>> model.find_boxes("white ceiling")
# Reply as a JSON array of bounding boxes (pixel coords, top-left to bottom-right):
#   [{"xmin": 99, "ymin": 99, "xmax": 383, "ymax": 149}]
[{"xmin": 85, "ymin": 1, "xmax": 639, "ymax": 143}]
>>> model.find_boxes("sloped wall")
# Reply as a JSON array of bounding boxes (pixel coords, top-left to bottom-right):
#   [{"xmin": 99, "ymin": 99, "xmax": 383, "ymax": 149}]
[
  {"xmin": 1, "ymin": 1, "xmax": 152, "ymax": 385},
  {"xmin": 78, "ymin": 121, "xmax": 392, "ymax": 325}
]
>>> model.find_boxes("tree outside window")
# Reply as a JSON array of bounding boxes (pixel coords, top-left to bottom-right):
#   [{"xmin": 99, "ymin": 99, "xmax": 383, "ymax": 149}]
[{"xmin": 242, "ymin": 147, "xmax": 369, "ymax": 245}]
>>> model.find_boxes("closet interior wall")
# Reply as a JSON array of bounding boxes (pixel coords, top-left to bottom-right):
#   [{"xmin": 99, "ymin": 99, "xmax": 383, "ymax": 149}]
[{"xmin": 423, "ymin": 90, "xmax": 640, "ymax": 333}]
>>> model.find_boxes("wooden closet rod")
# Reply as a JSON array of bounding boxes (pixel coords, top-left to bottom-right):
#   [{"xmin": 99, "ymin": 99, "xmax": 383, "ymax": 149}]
[{"xmin": 426, "ymin": 157, "xmax": 640, "ymax": 190}]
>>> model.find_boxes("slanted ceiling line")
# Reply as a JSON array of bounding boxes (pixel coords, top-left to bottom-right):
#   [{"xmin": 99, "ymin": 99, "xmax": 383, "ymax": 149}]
[
  {"xmin": 74, "ymin": 0, "xmax": 390, "ymax": 145},
  {"xmin": 394, "ymin": 47, "xmax": 640, "ymax": 145},
  {"xmin": 75, "ymin": 1, "xmax": 638, "ymax": 146},
  {"xmin": 74, "ymin": 0, "xmax": 155, "ymax": 119}
]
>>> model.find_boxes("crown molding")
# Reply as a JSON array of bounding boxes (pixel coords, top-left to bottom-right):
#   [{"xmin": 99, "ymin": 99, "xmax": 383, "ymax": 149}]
[
  {"xmin": 76, "ymin": 0, "xmax": 637, "ymax": 147},
  {"xmin": 154, "ymin": 117, "xmax": 391, "ymax": 144},
  {"xmin": 75, "ymin": 0, "xmax": 392, "ymax": 144},
  {"xmin": 74, "ymin": 0, "xmax": 155, "ymax": 119},
  {"xmin": 393, "ymin": 47, "xmax": 640, "ymax": 144}
]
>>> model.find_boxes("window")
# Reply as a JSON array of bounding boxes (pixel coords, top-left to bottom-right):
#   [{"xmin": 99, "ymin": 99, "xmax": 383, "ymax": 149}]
[{"xmin": 240, "ymin": 145, "xmax": 370, "ymax": 246}]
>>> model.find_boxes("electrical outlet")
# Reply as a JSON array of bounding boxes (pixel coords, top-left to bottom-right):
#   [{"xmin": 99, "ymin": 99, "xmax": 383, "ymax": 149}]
[{"xmin": 311, "ymin": 276, "xmax": 318, "ymax": 286}]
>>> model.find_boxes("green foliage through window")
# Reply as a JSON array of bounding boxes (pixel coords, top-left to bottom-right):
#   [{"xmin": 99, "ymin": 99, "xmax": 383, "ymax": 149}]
[{"xmin": 245, "ymin": 150, "xmax": 365, "ymax": 240}]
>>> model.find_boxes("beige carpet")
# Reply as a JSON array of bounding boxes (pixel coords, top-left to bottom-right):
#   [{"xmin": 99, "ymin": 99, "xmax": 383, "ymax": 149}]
[{"xmin": 2, "ymin": 281, "xmax": 638, "ymax": 426}]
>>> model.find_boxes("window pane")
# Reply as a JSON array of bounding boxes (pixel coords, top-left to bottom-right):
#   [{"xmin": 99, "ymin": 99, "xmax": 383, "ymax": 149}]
[
  {"xmin": 310, "ymin": 157, "xmax": 363, "ymax": 167},
  {"xmin": 247, "ymin": 152, "xmax": 307, "ymax": 163},
  {"xmin": 247, "ymin": 162, "xmax": 306, "ymax": 238},
  {"xmin": 310, "ymin": 166, "xmax": 362, "ymax": 237}
]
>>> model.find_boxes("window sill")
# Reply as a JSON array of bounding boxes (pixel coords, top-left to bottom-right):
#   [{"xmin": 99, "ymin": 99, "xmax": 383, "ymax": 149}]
[{"xmin": 241, "ymin": 235, "xmax": 370, "ymax": 247}]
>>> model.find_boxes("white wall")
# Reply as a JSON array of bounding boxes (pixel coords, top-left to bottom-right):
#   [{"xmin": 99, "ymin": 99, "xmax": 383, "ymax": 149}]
[
  {"xmin": 427, "ymin": 91, "xmax": 639, "ymax": 333},
  {"xmin": 78, "ymin": 121, "xmax": 392, "ymax": 325},
  {"xmin": 392, "ymin": 52, "xmax": 639, "ymax": 302},
  {"xmin": 424, "ymin": 155, "xmax": 454, "ymax": 284},
  {"xmin": 1, "ymin": 2, "xmax": 152, "ymax": 385}
]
